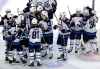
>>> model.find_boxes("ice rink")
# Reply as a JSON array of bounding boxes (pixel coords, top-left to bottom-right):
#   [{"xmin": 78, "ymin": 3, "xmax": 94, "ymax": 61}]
[{"xmin": 0, "ymin": 0, "xmax": 100, "ymax": 69}]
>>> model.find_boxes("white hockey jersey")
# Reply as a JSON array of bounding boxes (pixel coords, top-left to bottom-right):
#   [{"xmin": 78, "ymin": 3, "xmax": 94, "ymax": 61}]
[
  {"xmin": 39, "ymin": 20, "xmax": 53, "ymax": 34},
  {"xmin": 59, "ymin": 21, "xmax": 70, "ymax": 35},
  {"xmin": 71, "ymin": 16, "xmax": 83, "ymax": 31},
  {"xmin": 8, "ymin": 27, "xmax": 16, "ymax": 35},
  {"xmin": 29, "ymin": 28, "xmax": 42, "ymax": 43},
  {"xmin": 84, "ymin": 15, "xmax": 98, "ymax": 33}
]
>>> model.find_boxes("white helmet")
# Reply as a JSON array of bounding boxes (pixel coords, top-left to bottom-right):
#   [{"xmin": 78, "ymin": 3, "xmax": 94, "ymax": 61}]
[
  {"xmin": 5, "ymin": 9, "xmax": 11, "ymax": 13},
  {"xmin": 41, "ymin": 10, "xmax": 48, "ymax": 20},
  {"xmin": 76, "ymin": 9, "xmax": 81, "ymax": 14},
  {"xmin": 30, "ymin": 7, "xmax": 36, "ymax": 13},
  {"xmin": 92, "ymin": 10, "xmax": 96, "ymax": 15},
  {"xmin": 60, "ymin": 12, "xmax": 66, "ymax": 20},
  {"xmin": 7, "ymin": 13, "xmax": 13, "ymax": 18},
  {"xmin": 37, "ymin": 5, "xmax": 43, "ymax": 12},
  {"xmin": 19, "ymin": 11, "xmax": 23, "ymax": 15},
  {"xmin": 32, "ymin": 18, "xmax": 38, "ymax": 25},
  {"xmin": 83, "ymin": 8, "xmax": 89, "ymax": 16}
]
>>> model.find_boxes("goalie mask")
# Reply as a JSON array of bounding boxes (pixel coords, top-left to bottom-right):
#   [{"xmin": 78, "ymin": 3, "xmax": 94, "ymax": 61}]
[{"xmin": 41, "ymin": 10, "xmax": 48, "ymax": 20}]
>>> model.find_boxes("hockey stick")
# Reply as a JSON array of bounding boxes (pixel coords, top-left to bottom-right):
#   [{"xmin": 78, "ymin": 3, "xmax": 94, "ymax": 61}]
[
  {"xmin": 92, "ymin": 0, "xmax": 99, "ymax": 53},
  {"xmin": 67, "ymin": 6, "xmax": 71, "ymax": 17},
  {"xmin": 54, "ymin": 13, "xmax": 59, "ymax": 23},
  {"xmin": 92, "ymin": 0, "xmax": 95, "ymax": 10}
]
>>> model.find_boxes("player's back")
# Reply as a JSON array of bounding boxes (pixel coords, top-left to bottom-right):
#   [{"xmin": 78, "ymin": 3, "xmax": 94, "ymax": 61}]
[{"xmin": 29, "ymin": 28, "xmax": 42, "ymax": 43}]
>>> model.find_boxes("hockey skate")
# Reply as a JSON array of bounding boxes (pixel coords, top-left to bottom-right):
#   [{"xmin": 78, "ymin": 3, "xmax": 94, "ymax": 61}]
[
  {"xmin": 28, "ymin": 62, "xmax": 34, "ymax": 67},
  {"xmin": 57, "ymin": 54, "xmax": 67, "ymax": 61},
  {"xmin": 68, "ymin": 47, "xmax": 73, "ymax": 53},
  {"xmin": 20, "ymin": 57, "xmax": 27, "ymax": 64},
  {"xmin": 37, "ymin": 61, "xmax": 42, "ymax": 66},
  {"xmin": 48, "ymin": 52, "xmax": 53, "ymax": 59},
  {"xmin": 5, "ymin": 56, "xmax": 9, "ymax": 61}
]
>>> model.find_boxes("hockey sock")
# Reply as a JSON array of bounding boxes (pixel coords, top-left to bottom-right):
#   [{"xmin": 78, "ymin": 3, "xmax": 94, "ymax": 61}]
[
  {"xmin": 28, "ymin": 52, "xmax": 35, "ymax": 66},
  {"xmin": 47, "ymin": 45, "xmax": 53, "ymax": 59},
  {"xmin": 35, "ymin": 52, "xmax": 42, "ymax": 66}
]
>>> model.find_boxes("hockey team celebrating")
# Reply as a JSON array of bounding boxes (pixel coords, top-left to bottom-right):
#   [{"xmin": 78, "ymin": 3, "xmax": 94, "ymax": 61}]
[{"xmin": 0, "ymin": 0, "xmax": 98, "ymax": 67}]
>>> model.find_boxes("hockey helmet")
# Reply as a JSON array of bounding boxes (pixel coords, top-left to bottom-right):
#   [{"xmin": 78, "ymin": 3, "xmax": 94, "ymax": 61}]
[
  {"xmin": 37, "ymin": 5, "xmax": 43, "ymax": 12},
  {"xmin": 83, "ymin": 8, "xmax": 89, "ymax": 16},
  {"xmin": 30, "ymin": 7, "xmax": 36, "ymax": 13},
  {"xmin": 7, "ymin": 13, "xmax": 13, "ymax": 18},
  {"xmin": 60, "ymin": 12, "xmax": 66, "ymax": 19},
  {"xmin": 92, "ymin": 10, "xmax": 96, "ymax": 15},
  {"xmin": 5, "ymin": 9, "xmax": 11, "ymax": 13},
  {"xmin": 76, "ymin": 9, "xmax": 81, "ymax": 14},
  {"xmin": 41, "ymin": 10, "xmax": 48, "ymax": 20},
  {"xmin": 32, "ymin": 18, "xmax": 38, "ymax": 25}
]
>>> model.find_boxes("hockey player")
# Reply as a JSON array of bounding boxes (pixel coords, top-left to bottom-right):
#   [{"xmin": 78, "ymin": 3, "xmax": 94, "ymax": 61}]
[
  {"xmin": 3, "ymin": 11, "xmax": 17, "ymax": 63},
  {"xmin": 43, "ymin": 0, "xmax": 57, "ymax": 19},
  {"xmin": 69, "ymin": 10, "xmax": 83, "ymax": 54},
  {"xmin": 30, "ymin": 4, "xmax": 44, "ymax": 23},
  {"xmin": 40, "ymin": 10, "xmax": 53, "ymax": 59},
  {"xmin": 57, "ymin": 12, "xmax": 70, "ymax": 61},
  {"xmin": 23, "ymin": 2, "xmax": 31, "ymax": 13},
  {"xmin": 82, "ymin": 7, "xmax": 98, "ymax": 54},
  {"xmin": 2, "ymin": 9, "xmax": 13, "ymax": 62},
  {"xmin": 13, "ymin": 14, "xmax": 29, "ymax": 64},
  {"xmin": 3, "ymin": 9, "xmax": 12, "ymax": 37},
  {"xmin": 29, "ymin": 0, "xmax": 57, "ymax": 20},
  {"xmin": 5, "ymin": 24, "xmax": 16, "ymax": 64},
  {"xmin": 35, "ymin": 5, "xmax": 44, "ymax": 21},
  {"xmin": 28, "ymin": 18, "xmax": 42, "ymax": 66}
]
